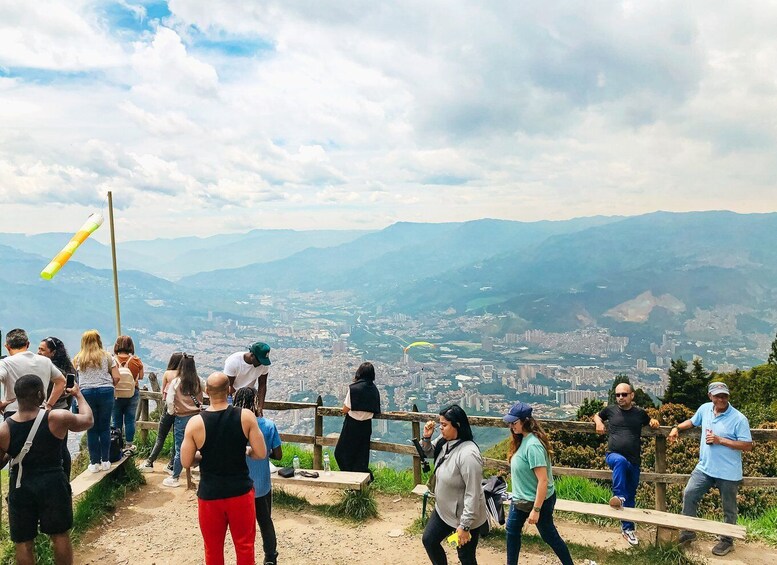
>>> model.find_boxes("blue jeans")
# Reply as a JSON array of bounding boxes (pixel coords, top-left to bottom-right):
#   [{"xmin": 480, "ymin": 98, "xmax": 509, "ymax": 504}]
[
  {"xmin": 682, "ymin": 468, "xmax": 741, "ymax": 543},
  {"xmin": 82, "ymin": 387, "xmax": 115, "ymax": 464},
  {"xmin": 112, "ymin": 387, "xmax": 139, "ymax": 443},
  {"xmin": 172, "ymin": 414, "xmax": 195, "ymax": 479},
  {"xmin": 506, "ymin": 494, "xmax": 573, "ymax": 565},
  {"xmin": 605, "ymin": 452, "xmax": 641, "ymax": 531}
]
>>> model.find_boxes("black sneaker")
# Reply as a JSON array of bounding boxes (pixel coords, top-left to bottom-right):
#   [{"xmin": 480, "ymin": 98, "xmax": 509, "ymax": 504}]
[
  {"xmin": 678, "ymin": 531, "xmax": 697, "ymax": 546},
  {"xmin": 712, "ymin": 540, "xmax": 733, "ymax": 556},
  {"xmin": 139, "ymin": 460, "xmax": 154, "ymax": 473}
]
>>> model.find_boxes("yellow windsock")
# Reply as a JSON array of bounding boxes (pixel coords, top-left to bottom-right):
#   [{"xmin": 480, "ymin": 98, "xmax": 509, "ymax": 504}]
[{"xmin": 40, "ymin": 213, "xmax": 104, "ymax": 280}]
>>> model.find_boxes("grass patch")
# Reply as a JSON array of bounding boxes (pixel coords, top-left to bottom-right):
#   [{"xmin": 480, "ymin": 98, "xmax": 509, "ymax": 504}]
[
  {"xmin": 0, "ymin": 462, "xmax": 145, "ymax": 564},
  {"xmin": 273, "ymin": 483, "xmax": 379, "ymax": 523},
  {"xmin": 324, "ymin": 489, "xmax": 379, "ymax": 521},
  {"xmin": 740, "ymin": 506, "xmax": 777, "ymax": 545},
  {"xmin": 134, "ymin": 429, "xmax": 175, "ymax": 460}
]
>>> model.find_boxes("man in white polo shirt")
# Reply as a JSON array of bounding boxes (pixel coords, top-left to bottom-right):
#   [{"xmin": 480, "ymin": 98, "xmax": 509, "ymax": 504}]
[
  {"xmin": 223, "ymin": 342, "xmax": 271, "ymax": 415},
  {"xmin": 0, "ymin": 329, "xmax": 65, "ymax": 418}
]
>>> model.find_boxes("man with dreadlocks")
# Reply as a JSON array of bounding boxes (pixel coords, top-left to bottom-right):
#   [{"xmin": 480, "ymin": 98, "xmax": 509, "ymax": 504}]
[{"xmin": 234, "ymin": 388, "xmax": 283, "ymax": 565}]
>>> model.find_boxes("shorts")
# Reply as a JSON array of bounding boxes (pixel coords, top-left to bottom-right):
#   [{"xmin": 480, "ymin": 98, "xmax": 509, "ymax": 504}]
[{"xmin": 9, "ymin": 470, "xmax": 73, "ymax": 543}]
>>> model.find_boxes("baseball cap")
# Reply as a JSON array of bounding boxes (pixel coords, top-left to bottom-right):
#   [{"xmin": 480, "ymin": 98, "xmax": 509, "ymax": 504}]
[
  {"xmin": 708, "ymin": 381, "xmax": 729, "ymax": 396},
  {"xmin": 503, "ymin": 401, "xmax": 533, "ymax": 423},
  {"xmin": 248, "ymin": 342, "xmax": 271, "ymax": 366}
]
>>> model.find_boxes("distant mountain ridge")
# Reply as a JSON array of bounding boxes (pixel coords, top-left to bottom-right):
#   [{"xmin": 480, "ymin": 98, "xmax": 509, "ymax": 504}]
[{"xmin": 3, "ymin": 212, "xmax": 776, "ymax": 341}]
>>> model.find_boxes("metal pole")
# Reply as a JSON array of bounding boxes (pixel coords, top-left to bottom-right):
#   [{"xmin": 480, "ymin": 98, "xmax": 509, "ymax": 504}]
[{"xmin": 108, "ymin": 191, "xmax": 122, "ymax": 337}]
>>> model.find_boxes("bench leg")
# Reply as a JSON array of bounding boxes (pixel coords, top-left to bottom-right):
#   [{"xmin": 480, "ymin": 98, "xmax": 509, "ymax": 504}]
[{"xmin": 655, "ymin": 527, "xmax": 678, "ymax": 546}]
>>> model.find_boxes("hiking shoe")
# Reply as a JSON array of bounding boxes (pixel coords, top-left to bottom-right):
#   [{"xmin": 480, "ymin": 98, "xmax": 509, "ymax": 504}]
[
  {"xmin": 609, "ymin": 495, "xmax": 625, "ymax": 509},
  {"xmin": 622, "ymin": 529, "xmax": 638, "ymax": 546},
  {"xmin": 100, "ymin": 461, "xmax": 111, "ymax": 471},
  {"xmin": 712, "ymin": 540, "xmax": 733, "ymax": 556},
  {"xmin": 678, "ymin": 531, "xmax": 697, "ymax": 546},
  {"xmin": 162, "ymin": 477, "xmax": 180, "ymax": 488},
  {"xmin": 88, "ymin": 463, "xmax": 100, "ymax": 473},
  {"xmin": 139, "ymin": 460, "xmax": 154, "ymax": 473}
]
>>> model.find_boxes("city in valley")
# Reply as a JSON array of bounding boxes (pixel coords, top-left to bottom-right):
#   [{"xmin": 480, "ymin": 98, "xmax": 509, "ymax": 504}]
[{"xmin": 133, "ymin": 290, "xmax": 768, "ymax": 461}]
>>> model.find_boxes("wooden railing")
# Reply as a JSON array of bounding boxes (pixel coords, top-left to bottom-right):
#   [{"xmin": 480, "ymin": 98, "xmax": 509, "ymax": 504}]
[{"xmin": 136, "ymin": 386, "xmax": 777, "ymax": 507}]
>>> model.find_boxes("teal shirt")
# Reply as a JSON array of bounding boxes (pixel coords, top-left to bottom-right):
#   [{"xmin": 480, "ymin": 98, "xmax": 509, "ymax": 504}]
[{"xmin": 510, "ymin": 433, "xmax": 555, "ymax": 502}]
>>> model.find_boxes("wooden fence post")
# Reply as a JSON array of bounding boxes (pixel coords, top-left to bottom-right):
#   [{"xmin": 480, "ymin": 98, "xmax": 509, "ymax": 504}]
[
  {"xmin": 654, "ymin": 435, "xmax": 674, "ymax": 543},
  {"xmin": 137, "ymin": 386, "xmax": 149, "ymax": 445},
  {"xmin": 313, "ymin": 395, "xmax": 323, "ymax": 470},
  {"xmin": 411, "ymin": 404, "xmax": 422, "ymax": 485}
]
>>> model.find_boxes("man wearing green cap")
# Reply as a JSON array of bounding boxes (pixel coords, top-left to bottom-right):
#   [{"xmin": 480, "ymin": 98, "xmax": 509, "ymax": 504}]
[{"xmin": 223, "ymin": 342, "xmax": 271, "ymax": 415}]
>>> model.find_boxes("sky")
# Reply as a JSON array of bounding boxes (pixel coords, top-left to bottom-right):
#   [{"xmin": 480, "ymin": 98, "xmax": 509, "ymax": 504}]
[{"xmin": 1, "ymin": 1, "xmax": 776, "ymax": 240}]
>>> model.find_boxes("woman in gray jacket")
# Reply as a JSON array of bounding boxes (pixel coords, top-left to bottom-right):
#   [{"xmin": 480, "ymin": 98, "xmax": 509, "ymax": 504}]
[{"xmin": 421, "ymin": 404, "xmax": 488, "ymax": 565}]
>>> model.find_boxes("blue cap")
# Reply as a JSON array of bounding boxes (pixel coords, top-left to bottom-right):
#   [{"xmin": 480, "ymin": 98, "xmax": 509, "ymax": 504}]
[{"xmin": 503, "ymin": 401, "xmax": 533, "ymax": 423}]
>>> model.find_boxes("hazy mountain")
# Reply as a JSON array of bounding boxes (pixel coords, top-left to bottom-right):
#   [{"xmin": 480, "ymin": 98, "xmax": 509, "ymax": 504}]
[
  {"xmin": 179, "ymin": 216, "xmax": 620, "ymax": 291},
  {"xmin": 0, "ymin": 229, "xmax": 369, "ymax": 280},
  {"xmin": 390, "ymin": 211, "xmax": 777, "ymax": 331}
]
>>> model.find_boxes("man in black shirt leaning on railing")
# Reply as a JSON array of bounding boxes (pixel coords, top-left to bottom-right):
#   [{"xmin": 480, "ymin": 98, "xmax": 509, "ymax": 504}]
[{"xmin": 594, "ymin": 382, "xmax": 659, "ymax": 546}]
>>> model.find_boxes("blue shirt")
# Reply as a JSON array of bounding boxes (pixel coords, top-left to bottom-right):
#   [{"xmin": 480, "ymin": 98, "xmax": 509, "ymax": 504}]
[
  {"xmin": 690, "ymin": 402, "xmax": 752, "ymax": 481},
  {"xmin": 246, "ymin": 417, "xmax": 281, "ymax": 497}
]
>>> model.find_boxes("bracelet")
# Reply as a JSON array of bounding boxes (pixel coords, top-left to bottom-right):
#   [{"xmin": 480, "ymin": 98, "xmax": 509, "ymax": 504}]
[{"xmin": 422, "ymin": 436, "xmax": 431, "ymax": 441}]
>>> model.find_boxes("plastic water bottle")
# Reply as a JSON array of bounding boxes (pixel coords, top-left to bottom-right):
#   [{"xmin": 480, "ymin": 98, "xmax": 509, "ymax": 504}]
[
  {"xmin": 323, "ymin": 451, "xmax": 331, "ymax": 475},
  {"xmin": 292, "ymin": 455, "xmax": 300, "ymax": 474}
]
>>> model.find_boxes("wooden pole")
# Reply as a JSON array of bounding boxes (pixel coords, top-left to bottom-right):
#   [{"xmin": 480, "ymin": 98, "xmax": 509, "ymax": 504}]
[
  {"xmin": 107, "ymin": 191, "xmax": 122, "ymax": 337},
  {"xmin": 411, "ymin": 403, "xmax": 422, "ymax": 485},
  {"xmin": 137, "ymin": 387, "xmax": 149, "ymax": 445},
  {"xmin": 313, "ymin": 396, "xmax": 323, "ymax": 470},
  {"xmin": 654, "ymin": 435, "xmax": 675, "ymax": 544}
]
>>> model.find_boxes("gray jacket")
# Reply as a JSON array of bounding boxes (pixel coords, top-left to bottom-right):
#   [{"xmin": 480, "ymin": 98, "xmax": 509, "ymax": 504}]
[{"xmin": 423, "ymin": 438, "xmax": 488, "ymax": 530}]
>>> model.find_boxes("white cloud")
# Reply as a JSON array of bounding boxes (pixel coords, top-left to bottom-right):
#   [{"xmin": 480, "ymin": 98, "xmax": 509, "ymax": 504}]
[{"xmin": 0, "ymin": 1, "xmax": 776, "ymax": 238}]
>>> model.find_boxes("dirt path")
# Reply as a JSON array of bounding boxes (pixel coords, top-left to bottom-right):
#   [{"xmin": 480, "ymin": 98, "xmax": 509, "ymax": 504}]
[{"xmin": 76, "ymin": 466, "xmax": 777, "ymax": 564}]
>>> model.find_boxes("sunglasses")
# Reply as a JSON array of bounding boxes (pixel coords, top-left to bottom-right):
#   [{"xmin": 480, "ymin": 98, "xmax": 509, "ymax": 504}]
[
  {"xmin": 44, "ymin": 337, "xmax": 61, "ymax": 351},
  {"xmin": 615, "ymin": 392, "xmax": 630, "ymax": 398}
]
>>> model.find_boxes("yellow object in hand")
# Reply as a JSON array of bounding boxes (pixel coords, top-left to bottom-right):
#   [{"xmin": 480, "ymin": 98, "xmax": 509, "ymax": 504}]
[{"xmin": 446, "ymin": 532, "xmax": 459, "ymax": 547}]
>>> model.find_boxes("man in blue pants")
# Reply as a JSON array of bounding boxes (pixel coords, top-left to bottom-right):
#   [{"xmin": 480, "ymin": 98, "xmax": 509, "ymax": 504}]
[{"xmin": 594, "ymin": 382, "xmax": 659, "ymax": 546}]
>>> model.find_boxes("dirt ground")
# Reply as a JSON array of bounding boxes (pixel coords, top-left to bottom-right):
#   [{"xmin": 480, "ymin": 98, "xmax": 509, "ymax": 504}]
[{"xmin": 76, "ymin": 465, "xmax": 777, "ymax": 565}]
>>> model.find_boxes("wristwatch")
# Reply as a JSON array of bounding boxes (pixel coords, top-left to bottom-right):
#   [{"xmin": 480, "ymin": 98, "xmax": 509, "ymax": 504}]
[
  {"xmin": 461, "ymin": 525, "xmax": 470, "ymax": 532},
  {"xmin": 533, "ymin": 506, "xmax": 541, "ymax": 512}
]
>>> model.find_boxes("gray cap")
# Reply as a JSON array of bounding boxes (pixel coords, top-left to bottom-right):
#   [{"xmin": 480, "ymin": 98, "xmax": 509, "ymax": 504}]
[{"xmin": 708, "ymin": 381, "xmax": 730, "ymax": 396}]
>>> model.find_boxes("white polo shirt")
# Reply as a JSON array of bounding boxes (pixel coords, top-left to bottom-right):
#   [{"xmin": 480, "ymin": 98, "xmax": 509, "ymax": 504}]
[
  {"xmin": 223, "ymin": 351, "xmax": 269, "ymax": 390},
  {"xmin": 0, "ymin": 351, "xmax": 63, "ymax": 412}
]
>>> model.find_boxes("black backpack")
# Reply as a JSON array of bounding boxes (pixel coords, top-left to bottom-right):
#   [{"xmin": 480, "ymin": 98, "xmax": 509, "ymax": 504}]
[{"xmin": 109, "ymin": 427, "xmax": 124, "ymax": 462}]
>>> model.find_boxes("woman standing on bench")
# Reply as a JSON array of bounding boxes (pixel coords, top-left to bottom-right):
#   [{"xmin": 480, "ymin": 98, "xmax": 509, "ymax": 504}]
[
  {"xmin": 335, "ymin": 362, "xmax": 381, "ymax": 481},
  {"xmin": 420, "ymin": 404, "xmax": 488, "ymax": 565},
  {"xmin": 503, "ymin": 401, "xmax": 573, "ymax": 565}
]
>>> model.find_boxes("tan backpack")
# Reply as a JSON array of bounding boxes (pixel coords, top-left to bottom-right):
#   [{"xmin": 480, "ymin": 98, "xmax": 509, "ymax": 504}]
[{"xmin": 114, "ymin": 357, "xmax": 136, "ymax": 398}]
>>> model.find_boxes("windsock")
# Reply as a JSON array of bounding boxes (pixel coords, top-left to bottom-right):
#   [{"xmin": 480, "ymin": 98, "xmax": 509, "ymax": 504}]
[{"xmin": 40, "ymin": 213, "xmax": 104, "ymax": 280}]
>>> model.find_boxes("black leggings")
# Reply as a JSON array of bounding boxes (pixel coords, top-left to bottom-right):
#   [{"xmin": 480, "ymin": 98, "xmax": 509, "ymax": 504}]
[
  {"xmin": 422, "ymin": 509, "xmax": 480, "ymax": 565},
  {"xmin": 255, "ymin": 492, "xmax": 277, "ymax": 562},
  {"xmin": 148, "ymin": 411, "xmax": 175, "ymax": 463}
]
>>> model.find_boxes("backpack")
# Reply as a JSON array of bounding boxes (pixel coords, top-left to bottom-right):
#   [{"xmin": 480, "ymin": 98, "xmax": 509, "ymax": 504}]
[
  {"xmin": 109, "ymin": 427, "xmax": 124, "ymax": 462},
  {"xmin": 114, "ymin": 356, "xmax": 136, "ymax": 399}
]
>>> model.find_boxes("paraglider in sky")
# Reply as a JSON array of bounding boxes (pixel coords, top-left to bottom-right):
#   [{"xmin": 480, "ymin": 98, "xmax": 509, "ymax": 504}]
[
  {"xmin": 403, "ymin": 341, "xmax": 436, "ymax": 353},
  {"xmin": 40, "ymin": 213, "xmax": 104, "ymax": 280}
]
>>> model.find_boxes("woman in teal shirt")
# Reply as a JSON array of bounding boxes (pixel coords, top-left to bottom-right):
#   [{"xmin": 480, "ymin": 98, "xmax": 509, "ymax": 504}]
[{"xmin": 504, "ymin": 401, "xmax": 572, "ymax": 565}]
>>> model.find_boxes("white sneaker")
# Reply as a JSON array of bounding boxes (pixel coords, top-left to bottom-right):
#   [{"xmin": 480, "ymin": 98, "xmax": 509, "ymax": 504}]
[
  {"xmin": 88, "ymin": 463, "xmax": 100, "ymax": 473},
  {"xmin": 162, "ymin": 477, "xmax": 180, "ymax": 488},
  {"xmin": 100, "ymin": 461, "xmax": 111, "ymax": 471},
  {"xmin": 139, "ymin": 460, "xmax": 154, "ymax": 473},
  {"xmin": 623, "ymin": 529, "xmax": 639, "ymax": 546}
]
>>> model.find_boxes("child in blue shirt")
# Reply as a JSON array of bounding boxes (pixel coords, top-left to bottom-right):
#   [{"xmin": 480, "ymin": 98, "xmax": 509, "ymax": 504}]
[{"xmin": 234, "ymin": 388, "xmax": 282, "ymax": 565}]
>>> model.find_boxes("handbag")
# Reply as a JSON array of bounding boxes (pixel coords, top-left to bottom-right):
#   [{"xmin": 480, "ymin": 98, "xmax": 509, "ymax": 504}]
[
  {"xmin": 511, "ymin": 499, "xmax": 535, "ymax": 513},
  {"xmin": 278, "ymin": 467, "xmax": 295, "ymax": 478}
]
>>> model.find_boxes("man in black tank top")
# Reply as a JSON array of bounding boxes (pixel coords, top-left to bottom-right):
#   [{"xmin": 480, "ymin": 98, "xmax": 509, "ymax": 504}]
[
  {"xmin": 181, "ymin": 372, "xmax": 266, "ymax": 565},
  {"xmin": 0, "ymin": 374, "xmax": 94, "ymax": 565}
]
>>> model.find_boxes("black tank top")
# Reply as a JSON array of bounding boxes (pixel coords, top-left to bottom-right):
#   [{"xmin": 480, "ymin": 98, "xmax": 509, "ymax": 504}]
[
  {"xmin": 197, "ymin": 406, "xmax": 253, "ymax": 500},
  {"xmin": 6, "ymin": 411, "xmax": 64, "ymax": 480}
]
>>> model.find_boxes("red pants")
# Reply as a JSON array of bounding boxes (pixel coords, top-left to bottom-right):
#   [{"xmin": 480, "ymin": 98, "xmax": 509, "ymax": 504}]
[{"xmin": 198, "ymin": 490, "xmax": 256, "ymax": 565}]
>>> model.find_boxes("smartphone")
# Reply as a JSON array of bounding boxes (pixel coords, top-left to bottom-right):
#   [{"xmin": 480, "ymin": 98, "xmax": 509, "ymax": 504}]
[{"xmin": 66, "ymin": 373, "xmax": 76, "ymax": 389}]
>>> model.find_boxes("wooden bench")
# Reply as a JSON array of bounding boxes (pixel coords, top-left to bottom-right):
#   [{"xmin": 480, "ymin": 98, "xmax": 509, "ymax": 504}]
[
  {"xmin": 272, "ymin": 469, "xmax": 371, "ymax": 492},
  {"xmin": 410, "ymin": 484, "xmax": 746, "ymax": 542},
  {"xmin": 70, "ymin": 454, "xmax": 131, "ymax": 499}
]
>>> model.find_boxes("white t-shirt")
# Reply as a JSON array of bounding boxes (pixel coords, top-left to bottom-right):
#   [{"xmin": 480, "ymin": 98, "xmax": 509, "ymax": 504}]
[
  {"xmin": 0, "ymin": 351, "xmax": 63, "ymax": 412},
  {"xmin": 344, "ymin": 389, "xmax": 374, "ymax": 421},
  {"xmin": 223, "ymin": 351, "xmax": 269, "ymax": 390}
]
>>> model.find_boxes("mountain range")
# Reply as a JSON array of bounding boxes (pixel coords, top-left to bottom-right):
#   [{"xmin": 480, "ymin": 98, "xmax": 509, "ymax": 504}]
[{"xmin": 2, "ymin": 211, "xmax": 776, "ymax": 343}]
